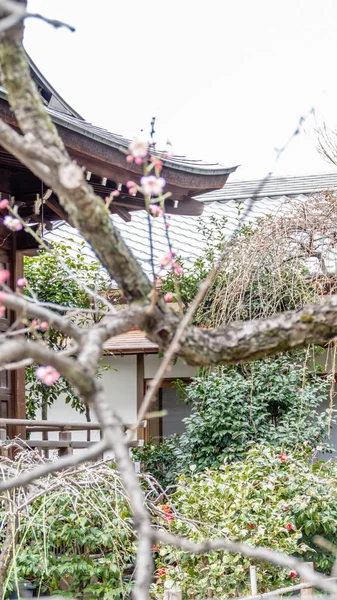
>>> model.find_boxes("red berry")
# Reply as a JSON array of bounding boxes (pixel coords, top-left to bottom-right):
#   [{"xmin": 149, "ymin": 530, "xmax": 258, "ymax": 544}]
[
  {"xmin": 285, "ymin": 523, "xmax": 294, "ymax": 531},
  {"xmin": 289, "ymin": 570, "xmax": 297, "ymax": 578}
]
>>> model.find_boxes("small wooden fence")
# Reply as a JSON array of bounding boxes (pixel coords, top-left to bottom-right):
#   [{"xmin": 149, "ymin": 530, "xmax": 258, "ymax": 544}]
[{"xmin": 0, "ymin": 418, "xmax": 146, "ymax": 457}]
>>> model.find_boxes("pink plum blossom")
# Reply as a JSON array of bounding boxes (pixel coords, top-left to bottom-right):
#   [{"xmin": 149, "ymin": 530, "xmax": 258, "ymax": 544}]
[
  {"xmin": 150, "ymin": 156, "xmax": 163, "ymax": 172},
  {"xmin": 0, "ymin": 269, "xmax": 10, "ymax": 284},
  {"xmin": 173, "ymin": 263, "xmax": 183, "ymax": 275},
  {"xmin": 40, "ymin": 321, "xmax": 49, "ymax": 331},
  {"xmin": 35, "ymin": 365, "xmax": 60, "ymax": 386},
  {"xmin": 16, "ymin": 277, "xmax": 28, "ymax": 287},
  {"xmin": 149, "ymin": 204, "xmax": 164, "ymax": 217},
  {"xmin": 128, "ymin": 137, "xmax": 148, "ymax": 159},
  {"xmin": 160, "ymin": 251, "xmax": 175, "ymax": 267},
  {"xmin": 3, "ymin": 216, "xmax": 22, "ymax": 232},
  {"xmin": 126, "ymin": 180, "xmax": 137, "ymax": 195},
  {"xmin": 0, "ymin": 199, "xmax": 9, "ymax": 209},
  {"xmin": 164, "ymin": 292, "xmax": 173, "ymax": 303},
  {"xmin": 140, "ymin": 175, "xmax": 166, "ymax": 196}
]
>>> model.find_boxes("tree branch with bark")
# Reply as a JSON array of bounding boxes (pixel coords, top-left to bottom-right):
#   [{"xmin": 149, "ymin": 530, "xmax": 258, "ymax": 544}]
[{"xmin": 0, "ymin": 5, "xmax": 337, "ymax": 600}]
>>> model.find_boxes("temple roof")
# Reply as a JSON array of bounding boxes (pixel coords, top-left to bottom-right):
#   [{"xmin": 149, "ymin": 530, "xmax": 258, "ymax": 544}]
[
  {"xmin": 0, "ymin": 55, "xmax": 238, "ymax": 223},
  {"xmin": 50, "ymin": 171, "xmax": 337, "ymax": 277}
]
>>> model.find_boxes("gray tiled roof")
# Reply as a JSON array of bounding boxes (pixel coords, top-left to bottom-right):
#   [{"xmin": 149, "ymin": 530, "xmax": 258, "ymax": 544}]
[
  {"xmin": 196, "ymin": 173, "xmax": 337, "ymax": 202},
  {"xmin": 49, "ymin": 172, "xmax": 337, "ymax": 279},
  {"xmin": 0, "ymin": 59, "xmax": 236, "ymax": 178},
  {"xmin": 46, "ymin": 106, "xmax": 236, "ymax": 176}
]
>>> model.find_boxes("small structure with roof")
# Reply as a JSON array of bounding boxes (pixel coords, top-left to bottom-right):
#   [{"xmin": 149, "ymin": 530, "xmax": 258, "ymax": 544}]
[
  {"xmin": 45, "ymin": 172, "xmax": 337, "ymax": 445},
  {"xmin": 0, "ymin": 57, "xmax": 237, "ymax": 431}
]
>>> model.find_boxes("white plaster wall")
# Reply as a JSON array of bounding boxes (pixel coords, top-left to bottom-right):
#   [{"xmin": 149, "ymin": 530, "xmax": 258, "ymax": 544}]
[
  {"xmin": 30, "ymin": 355, "xmax": 138, "ymax": 448},
  {"xmin": 144, "ymin": 355, "xmax": 197, "ymax": 379}
]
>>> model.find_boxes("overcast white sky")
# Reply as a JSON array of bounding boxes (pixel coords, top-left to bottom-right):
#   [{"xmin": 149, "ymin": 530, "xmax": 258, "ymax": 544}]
[{"xmin": 24, "ymin": 0, "xmax": 337, "ymax": 179}]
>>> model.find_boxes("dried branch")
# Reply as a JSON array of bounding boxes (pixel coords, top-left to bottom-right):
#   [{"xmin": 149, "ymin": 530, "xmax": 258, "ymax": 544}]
[{"xmin": 0, "ymin": 439, "xmax": 108, "ymax": 492}]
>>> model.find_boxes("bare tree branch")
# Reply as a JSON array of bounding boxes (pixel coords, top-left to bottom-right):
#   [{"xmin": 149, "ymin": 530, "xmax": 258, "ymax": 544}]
[
  {"xmin": 0, "ymin": 0, "xmax": 75, "ymax": 33},
  {"xmin": 155, "ymin": 530, "xmax": 337, "ymax": 595},
  {"xmin": 0, "ymin": 339, "xmax": 93, "ymax": 392},
  {"xmin": 0, "ymin": 292, "xmax": 82, "ymax": 341}
]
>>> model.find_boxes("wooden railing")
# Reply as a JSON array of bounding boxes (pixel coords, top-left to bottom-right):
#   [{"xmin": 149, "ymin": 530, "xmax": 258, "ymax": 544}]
[{"xmin": 0, "ymin": 418, "xmax": 146, "ymax": 458}]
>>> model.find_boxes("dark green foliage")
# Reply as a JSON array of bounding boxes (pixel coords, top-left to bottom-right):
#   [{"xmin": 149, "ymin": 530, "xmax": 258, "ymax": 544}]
[
  {"xmin": 135, "ymin": 351, "xmax": 334, "ymax": 485},
  {"xmin": 24, "ymin": 242, "xmax": 111, "ymax": 418}
]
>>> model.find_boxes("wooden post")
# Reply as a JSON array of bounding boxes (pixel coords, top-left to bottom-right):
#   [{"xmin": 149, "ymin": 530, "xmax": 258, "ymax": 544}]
[
  {"xmin": 250, "ymin": 565, "xmax": 257, "ymax": 596},
  {"xmin": 0, "ymin": 422, "xmax": 7, "ymax": 457},
  {"xmin": 164, "ymin": 591, "xmax": 182, "ymax": 600},
  {"xmin": 58, "ymin": 431, "xmax": 73, "ymax": 457},
  {"xmin": 301, "ymin": 562, "xmax": 314, "ymax": 598}
]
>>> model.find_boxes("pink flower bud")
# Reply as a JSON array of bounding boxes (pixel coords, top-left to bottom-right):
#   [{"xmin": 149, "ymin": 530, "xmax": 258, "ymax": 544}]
[
  {"xmin": 0, "ymin": 306, "xmax": 5, "ymax": 318},
  {"xmin": 174, "ymin": 263, "xmax": 183, "ymax": 276},
  {"xmin": 126, "ymin": 155, "xmax": 134, "ymax": 163},
  {"xmin": 111, "ymin": 190, "xmax": 120, "ymax": 197},
  {"xmin": 135, "ymin": 157, "xmax": 143, "ymax": 165},
  {"xmin": 161, "ymin": 252, "xmax": 175, "ymax": 267},
  {"xmin": 16, "ymin": 277, "xmax": 28, "ymax": 287},
  {"xmin": 0, "ymin": 269, "xmax": 10, "ymax": 284},
  {"xmin": 31, "ymin": 319, "xmax": 39, "ymax": 327},
  {"xmin": 40, "ymin": 321, "xmax": 49, "ymax": 331},
  {"xmin": 126, "ymin": 181, "xmax": 136, "ymax": 189},
  {"xmin": 0, "ymin": 199, "xmax": 9, "ymax": 209},
  {"xmin": 164, "ymin": 292, "xmax": 173, "ymax": 303},
  {"xmin": 149, "ymin": 204, "xmax": 164, "ymax": 217},
  {"xmin": 0, "ymin": 291, "xmax": 7, "ymax": 303},
  {"xmin": 35, "ymin": 365, "xmax": 60, "ymax": 386}
]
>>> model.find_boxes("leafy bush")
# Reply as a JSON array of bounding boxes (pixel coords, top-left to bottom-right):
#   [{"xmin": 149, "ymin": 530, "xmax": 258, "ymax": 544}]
[
  {"xmin": 135, "ymin": 350, "xmax": 334, "ymax": 484},
  {"xmin": 154, "ymin": 446, "xmax": 337, "ymax": 598},
  {"xmin": 4, "ymin": 463, "xmax": 136, "ymax": 599},
  {"xmin": 24, "ymin": 242, "xmax": 111, "ymax": 418}
]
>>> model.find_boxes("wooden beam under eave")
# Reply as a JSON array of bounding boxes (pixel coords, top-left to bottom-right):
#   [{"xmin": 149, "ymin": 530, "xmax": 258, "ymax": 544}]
[
  {"xmin": 45, "ymin": 197, "xmax": 73, "ymax": 225},
  {"xmin": 111, "ymin": 205, "xmax": 132, "ymax": 222}
]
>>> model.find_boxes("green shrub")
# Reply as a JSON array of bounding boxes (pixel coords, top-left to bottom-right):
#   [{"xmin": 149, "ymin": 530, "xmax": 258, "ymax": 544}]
[
  {"xmin": 154, "ymin": 446, "xmax": 337, "ymax": 598},
  {"xmin": 3, "ymin": 465, "xmax": 136, "ymax": 599},
  {"xmin": 135, "ymin": 351, "xmax": 334, "ymax": 484}
]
